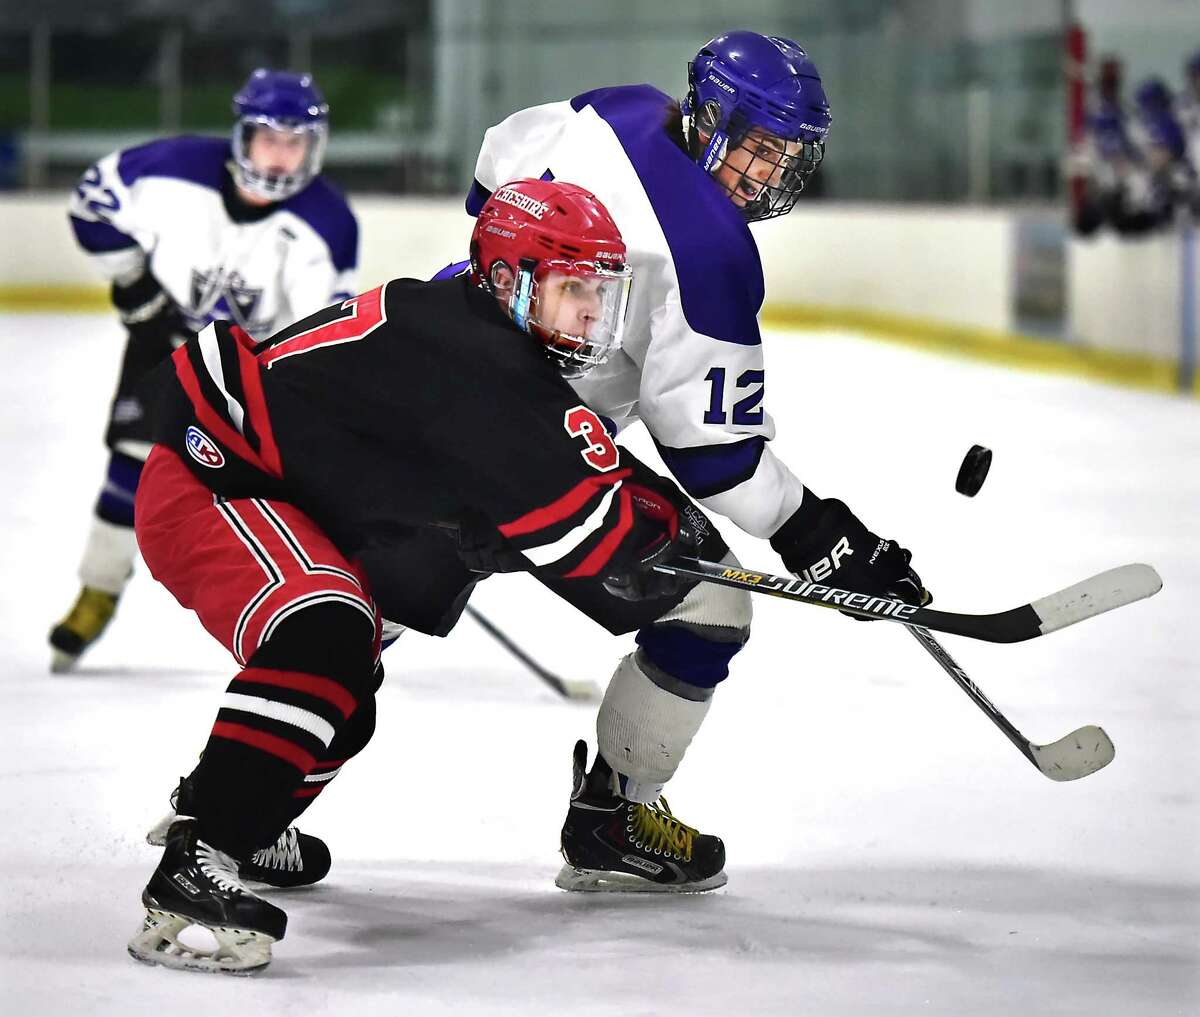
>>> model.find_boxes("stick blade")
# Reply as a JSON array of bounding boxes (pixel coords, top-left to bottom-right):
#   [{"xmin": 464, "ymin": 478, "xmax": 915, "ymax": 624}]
[
  {"xmin": 559, "ymin": 678, "xmax": 602, "ymax": 702},
  {"xmin": 1033, "ymin": 564, "xmax": 1162, "ymax": 636},
  {"xmin": 1029, "ymin": 725, "xmax": 1115, "ymax": 781}
]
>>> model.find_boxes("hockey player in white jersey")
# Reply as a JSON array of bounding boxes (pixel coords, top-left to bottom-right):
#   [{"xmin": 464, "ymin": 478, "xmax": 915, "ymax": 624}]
[
  {"xmin": 50, "ymin": 69, "xmax": 358, "ymax": 671},
  {"xmin": 466, "ymin": 31, "xmax": 929, "ymax": 891}
]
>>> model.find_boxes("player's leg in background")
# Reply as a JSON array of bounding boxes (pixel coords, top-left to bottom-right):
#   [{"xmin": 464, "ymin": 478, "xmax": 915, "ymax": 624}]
[
  {"xmin": 48, "ymin": 318, "xmax": 172, "ymax": 671},
  {"xmin": 128, "ymin": 448, "xmax": 382, "ymax": 970},
  {"xmin": 49, "ymin": 450, "xmax": 145, "ymax": 671}
]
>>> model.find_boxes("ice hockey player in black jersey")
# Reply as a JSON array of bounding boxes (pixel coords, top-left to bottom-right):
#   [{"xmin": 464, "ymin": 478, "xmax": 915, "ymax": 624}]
[{"xmin": 127, "ymin": 178, "xmax": 737, "ymax": 972}]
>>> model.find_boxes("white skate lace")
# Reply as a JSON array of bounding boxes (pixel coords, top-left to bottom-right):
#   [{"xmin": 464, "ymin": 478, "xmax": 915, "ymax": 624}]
[
  {"xmin": 251, "ymin": 827, "xmax": 303, "ymax": 871},
  {"xmin": 196, "ymin": 840, "xmax": 250, "ymax": 894}
]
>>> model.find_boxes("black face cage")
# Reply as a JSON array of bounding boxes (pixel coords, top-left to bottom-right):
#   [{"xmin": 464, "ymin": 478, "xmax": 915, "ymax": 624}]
[
  {"xmin": 687, "ymin": 95, "xmax": 825, "ymax": 222},
  {"xmin": 725, "ymin": 133, "xmax": 824, "ymax": 221}
]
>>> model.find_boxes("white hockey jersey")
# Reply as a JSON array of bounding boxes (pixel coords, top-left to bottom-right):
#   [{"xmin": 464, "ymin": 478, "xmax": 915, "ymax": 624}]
[
  {"xmin": 1179, "ymin": 94, "xmax": 1200, "ymax": 178},
  {"xmin": 469, "ymin": 85, "xmax": 805, "ymax": 539},
  {"xmin": 69, "ymin": 135, "xmax": 357, "ymax": 339}
]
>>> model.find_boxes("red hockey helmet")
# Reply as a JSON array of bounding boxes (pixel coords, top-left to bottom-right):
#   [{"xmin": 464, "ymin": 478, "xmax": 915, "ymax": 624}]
[{"xmin": 470, "ymin": 178, "xmax": 633, "ymax": 378}]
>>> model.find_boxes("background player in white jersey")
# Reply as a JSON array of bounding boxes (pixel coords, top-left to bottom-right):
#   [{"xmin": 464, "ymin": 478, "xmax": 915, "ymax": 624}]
[
  {"xmin": 50, "ymin": 69, "xmax": 358, "ymax": 671},
  {"xmin": 466, "ymin": 31, "xmax": 928, "ymax": 888}
]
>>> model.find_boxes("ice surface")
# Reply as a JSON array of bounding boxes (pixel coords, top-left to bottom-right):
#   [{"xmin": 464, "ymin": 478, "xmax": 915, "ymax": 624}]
[{"xmin": 1, "ymin": 313, "xmax": 1196, "ymax": 1015}]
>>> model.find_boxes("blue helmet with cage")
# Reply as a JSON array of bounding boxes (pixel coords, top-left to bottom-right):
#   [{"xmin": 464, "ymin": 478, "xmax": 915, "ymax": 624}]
[
  {"xmin": 231, "ymin": 69, "xmax": 329, "ymax": 202},
  {"xmin": 681, "ymin": 30, "xmax": 831, "ymax": 221}
]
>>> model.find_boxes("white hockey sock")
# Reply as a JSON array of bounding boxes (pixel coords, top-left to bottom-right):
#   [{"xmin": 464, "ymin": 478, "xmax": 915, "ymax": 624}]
[
  {"xmin": 77, "ymin": 516, "xmax": 138, "ymax": 595},
  {"xmin": 596, "ymin": 652, "xmax": 712, "ymax": 804}
]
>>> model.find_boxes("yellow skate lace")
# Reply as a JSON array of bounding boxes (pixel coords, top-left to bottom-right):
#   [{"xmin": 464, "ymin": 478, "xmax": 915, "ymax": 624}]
[
  {"xmin": 59, "ymin": 587, "xmax": 118, "ymax": 640},
  {"xmin": 628, "ymin": 797, "xmax": 697, "ymax": 862}
]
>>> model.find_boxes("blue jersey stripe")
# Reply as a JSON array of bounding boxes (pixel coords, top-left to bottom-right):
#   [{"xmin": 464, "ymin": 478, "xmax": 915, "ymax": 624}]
[
  {"xmin": 466, "ymin": 178, "xmax": 492, "ymax": 217},
  {"xmin": 570, "ymin": 85, "xmax": 764, "ymax": 347},
  {"xmin": 69, "ymin": 215, "xmax": 137, "ymax": 253},
  {"xmin": 430, "ymin": 259, "xmax": 470, "ymax": 281},
  {"xmin": 655, "ymin": 436, "xmax": 765, "ymax": 500}
]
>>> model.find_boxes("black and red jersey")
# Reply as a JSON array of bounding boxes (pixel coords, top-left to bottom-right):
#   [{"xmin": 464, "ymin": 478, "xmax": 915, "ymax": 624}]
[{"xmin": 150, "ymin": 276, "xmax": 667, "ymax": 586}]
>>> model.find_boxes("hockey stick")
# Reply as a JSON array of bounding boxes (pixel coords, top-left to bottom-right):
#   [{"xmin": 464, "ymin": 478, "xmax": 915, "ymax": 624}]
[
  {"xmin": 905, "ymin": 623, "xmax": 1114, "ymax": 780},
  {"xmin": 465, "ymin": 605, "xmax": 601, "ymax": 702},
  {"xmin": 651, "ymin": 557, "xmax": 1161, "ymax": 643}
]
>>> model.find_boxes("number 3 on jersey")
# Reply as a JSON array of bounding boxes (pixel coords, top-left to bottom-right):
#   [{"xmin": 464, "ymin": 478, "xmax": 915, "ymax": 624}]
[{"xmin": 564, "ymin": 406, "xmax": 619, "ymax": 473}]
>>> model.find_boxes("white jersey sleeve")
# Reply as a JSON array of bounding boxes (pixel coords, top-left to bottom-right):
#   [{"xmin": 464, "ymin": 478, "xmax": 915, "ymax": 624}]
[
  {"xmin": 67, "ymin": 148, "xmax": 150, "ymax": 284},
  {"xmin": 470, "ymin": 86, "xmax": 806, "ymax": 539}
]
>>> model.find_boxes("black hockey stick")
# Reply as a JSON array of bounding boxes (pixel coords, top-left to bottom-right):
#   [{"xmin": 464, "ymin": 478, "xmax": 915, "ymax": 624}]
[
  {"xmin": 651, "ymin": 557, "xmax": 1161, "ymax": 643},
  {"xmin": 905, "ymin": 623, "xmax": 1114, "ymax": 780},
  {"xmin": 465, "ymin": 605, "xmax": 601, "ymax": 702}
]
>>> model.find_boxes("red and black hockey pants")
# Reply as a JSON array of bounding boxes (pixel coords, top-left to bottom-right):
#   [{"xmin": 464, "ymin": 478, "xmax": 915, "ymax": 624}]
[{"xmin": 135, "ymin": 447, "xmax": 382, "ymax": 859}]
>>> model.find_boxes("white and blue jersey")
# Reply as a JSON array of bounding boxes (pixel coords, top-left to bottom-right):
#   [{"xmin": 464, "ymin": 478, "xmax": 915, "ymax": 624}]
[
  {"xmin": 69, "ymin": 135, "xmax": 358, "ymax": 338},
  {"xmin": 469, "ymin": 85, "xmax": 805, "ymax": 539}
]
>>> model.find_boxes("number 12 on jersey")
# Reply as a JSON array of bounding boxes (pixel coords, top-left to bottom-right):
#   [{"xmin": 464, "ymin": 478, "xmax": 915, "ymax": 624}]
[{"xmin": 703, "ymin": 367, "xmax": 765, "ymax": 426}]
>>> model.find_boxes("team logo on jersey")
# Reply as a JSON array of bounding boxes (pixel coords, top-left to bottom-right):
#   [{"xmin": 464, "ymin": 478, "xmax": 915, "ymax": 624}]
[
  {"xmin": 185, "ymin": 426, "xmax": 225, "ymax": 469},
  {"xmin": 189, "ymin": 268, "xmax": 268, "ymax": 335},
  {"xmin": 683, "ymin": 504, "xmax": 710, "ymax": 543}
]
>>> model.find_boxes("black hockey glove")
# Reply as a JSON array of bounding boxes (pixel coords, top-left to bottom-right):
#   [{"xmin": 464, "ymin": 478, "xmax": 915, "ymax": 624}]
[
  {"xmin": 602, "ymin": 481, "xmax": 699, "ymax": 602},
  {"xmin": 112, "ymin": 271, "xmax": 192, "ymax": 359},
  {"xmin": 770, "ymin": 494, "xmax": 929, "ymax": 616}
]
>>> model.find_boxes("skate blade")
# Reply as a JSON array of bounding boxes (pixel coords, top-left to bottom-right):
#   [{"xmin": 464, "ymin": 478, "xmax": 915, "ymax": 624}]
[
  {"xmin": 49, "ymin": 649, "xmax": 80, "ymax": 674},
  {"xmin": 127, "ymin": 909, "xmax": 274, "ymax": 974},
  {"xmin": 145, "ymin": 811, "xmax": 175, "ymax": 847},
  {"xmin": 554, "ymin": 864, "xmax": 727, "ymax": 894}
]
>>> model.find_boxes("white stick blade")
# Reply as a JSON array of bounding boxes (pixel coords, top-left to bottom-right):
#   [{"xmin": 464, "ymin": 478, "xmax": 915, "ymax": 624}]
[
  {"xmin": 1033, "ymin": 564, "xmax": 1162, "ymax": 635},
  {"xmin": 563, "ymin": 679, "xmax": 603, "ymax": 702},
  {"xmin": 1029, "ymin": 725, "xmax": 1115, "ymax": 781}
]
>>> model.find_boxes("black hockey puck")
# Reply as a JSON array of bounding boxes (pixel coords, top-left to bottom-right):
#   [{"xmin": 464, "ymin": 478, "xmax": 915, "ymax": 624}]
[{"xmin": 955, "ymin": 445, "xmax": 992, "ymax": 497}]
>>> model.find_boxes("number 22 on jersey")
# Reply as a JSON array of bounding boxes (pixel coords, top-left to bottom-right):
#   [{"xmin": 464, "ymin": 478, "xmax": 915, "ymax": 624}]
[{"xmin": 564, "ymin": 405, "xmax": 619, "ymax": 473}]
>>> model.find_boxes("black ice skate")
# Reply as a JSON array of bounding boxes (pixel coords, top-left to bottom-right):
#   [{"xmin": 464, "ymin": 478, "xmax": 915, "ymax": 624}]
[
  {"xmin": 555, "ymin": 740, "xmax": 727, "ymax": 893},
  {"xmin": 146, "ymin": 778, "xmax": 331, "ymax": 888},
  {"xmin": 128, "ymin": 818, "xmax": 287, "ymax": 974}
]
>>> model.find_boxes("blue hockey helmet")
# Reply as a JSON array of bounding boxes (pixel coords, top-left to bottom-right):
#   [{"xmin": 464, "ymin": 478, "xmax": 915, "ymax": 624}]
[
  {"xmin": 1186, "ymin": 50, "xmax": 1200, "ymax": 82},
  {"xmin": 231, "ymin": 69, "xmax": 329, "ymax": 202},
  {"xmin": 1134, "ymin": 77, "xmax": 1171, "ymax": 112},
  {"xmin": 681, "ymin": 30, "xmax": 831, "ymax": 221}
]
